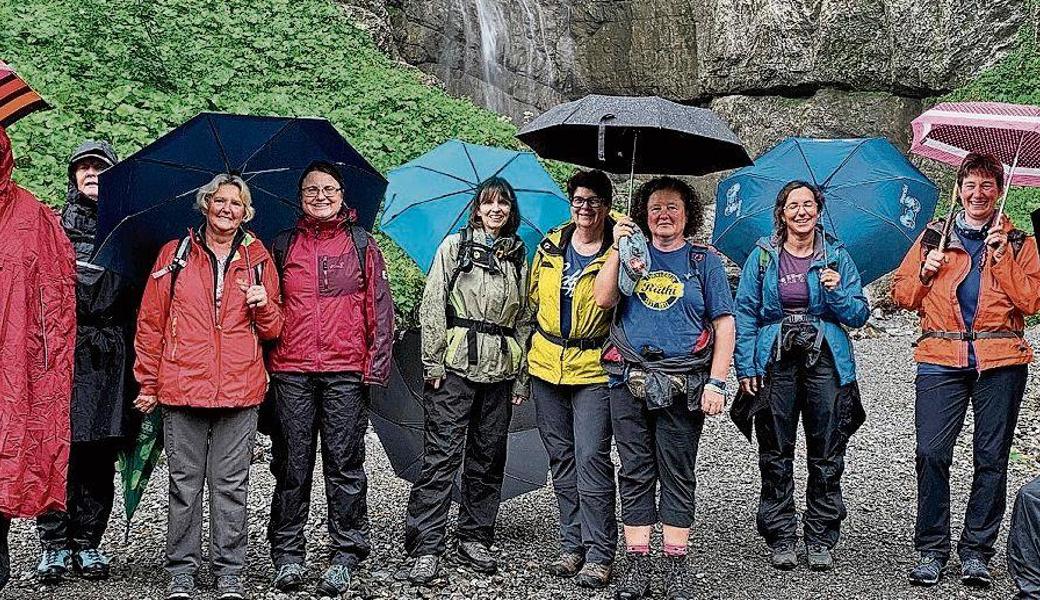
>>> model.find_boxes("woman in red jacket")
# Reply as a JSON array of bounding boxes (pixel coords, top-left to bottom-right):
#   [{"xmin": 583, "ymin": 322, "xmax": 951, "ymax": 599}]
[
  {"xmin": 264, "ymin": 161, "xmax": 394, "ymax": 597},
  {"xmin": 134, "ymin": 174, "xmax": 283, "ymax": 600}
]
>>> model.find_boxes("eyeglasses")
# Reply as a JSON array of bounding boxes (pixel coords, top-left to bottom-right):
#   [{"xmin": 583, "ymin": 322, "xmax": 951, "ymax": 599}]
[
  {"xmin": 571, "ymin": 196, "xmax": 607, "ymax": 209},
  {"xmin": 302, "ymin": 185, "xmax": 342, "ymax": 199}
]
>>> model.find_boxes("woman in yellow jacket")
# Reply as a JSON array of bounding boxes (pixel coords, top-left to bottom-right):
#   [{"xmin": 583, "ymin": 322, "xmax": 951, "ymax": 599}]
[{"xmin": 528, "ymin": 170, "xmax": 617, "ymax": 588}]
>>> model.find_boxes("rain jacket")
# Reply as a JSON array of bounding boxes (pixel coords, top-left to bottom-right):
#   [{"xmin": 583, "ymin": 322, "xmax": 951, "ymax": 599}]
[
  {"xmin": 891, "ymin": 217, "xmax": 1040, "ymax": 369},
  {"xmin": 527, "ymin": 220, "xmax": 615, "ymax": 385},
  {"xmin": 61, "ymin": 141, "xmax": 140, "ymax": 442},
  {"xmin": 420, "ymin": 227, "xmax": 530, "ymax": 396},
  {"xmin": 734, "ymin": 232, "xmax": 870, "ymax": 387},
  {"xmin": 0, "ymin": 126, "xmax": 76, "ymax": 517},
  {"xmin": 266, "ymin": 214, "xmax": 394, "ymax": 385},
  {"xmin": 135, "ymin": 227, "xmax": 283, "ymax": 408}
]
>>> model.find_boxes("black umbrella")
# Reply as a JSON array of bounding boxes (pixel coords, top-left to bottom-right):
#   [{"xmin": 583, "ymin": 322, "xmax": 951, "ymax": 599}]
[
  {"xmin": 516, "ymin": 94, "xmax": 752, "ymax": 178},
  {"xmin": 369, "ymin": 329, "xmax": 549, "ymax": 501}
]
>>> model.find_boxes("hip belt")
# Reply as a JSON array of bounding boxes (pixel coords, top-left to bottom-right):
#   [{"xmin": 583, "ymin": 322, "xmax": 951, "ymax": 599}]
[
  {"xmin": 535, "ymin": 323, "xmax": 606, "ymax": 351},
  {"xmin": 447, "ymin": 315, "xmax": 516, "ymax": 366},
  {"xmin": 916, "ymin": 330, "xmax": 1023, "ymax": 344}
]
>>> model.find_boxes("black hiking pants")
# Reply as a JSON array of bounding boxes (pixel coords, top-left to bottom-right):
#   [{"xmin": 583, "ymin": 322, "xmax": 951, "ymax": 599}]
[
  {"xmin": 915, "ymin": 364, "xmax": 1027, "ymax": 561},
  {"xmin": 36, "ymin": 439, "xmax": 119, "ymax": 551},
  {"xmin": 532, "ymin": 378, "xmax": 617, "ymax": 565},
  {"xmin": 754, "ymin": 345, "xmax": 846, "ymax": 549},
  {"xmin": 267, "ymin": 372, "xmax": 370, "ymax": 568},
  {"xmin": 404, "ymin": 372, "xmax": 512, "ymax": 557}
]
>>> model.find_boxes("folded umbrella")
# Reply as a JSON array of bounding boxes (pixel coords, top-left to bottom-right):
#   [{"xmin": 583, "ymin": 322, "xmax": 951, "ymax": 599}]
[
  {"xmin": 368, "ymin": 329, "xmax": 549, "ymax": 501},
  {"xmin": 116, "ymin": 411, "xmax": 163, "ymax": 543},
  {"xmin": 380, "ymin": 139, "xmax": 571, "ymax": 273},
  {"xmin": 911, "ymin": 101, "xmax": 1040, "ymax": 228},
  {"xmin": 0, "ymin": 60, "xmax": 49, "ymax": 128},
  {"xmin": 713, "ymin": 137, "xmax": 939, "ymax": 285},
  {"xmin": 94, "ymin": 112, "xmax": 386, "ymax": 281}
]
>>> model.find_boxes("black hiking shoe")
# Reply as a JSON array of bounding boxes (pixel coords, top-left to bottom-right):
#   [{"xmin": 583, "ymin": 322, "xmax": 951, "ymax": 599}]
[
  {"xmin": 216, "ymin": 574, "xmax": 246, "ymax": 600},
  {"xmin": 315, "ymin": 564, "xmax": 351, "ymax": 597},
  {"xmin": 408, "ymin": 554, "xmax": 441, "ymax": 586},
  {"xmin": 770, "ymin": 540, "xmax": 798, "ymax": 571},
  {"xmin": 574, "ymin": 561, "xmax": 611, "ymax": 589},
  {"xmin": 663, "ymin": 555, "xmax": 695, "ymax": 600},
  {"xmin": 615, "ymin": 553, "xmax": 652, "ymax": 599},
  {"xmin": 806, "ymin": 544, "xmax": 834, "ymax": 571},
  {"xmin": 908, "ymin": 553, "xmax": 946, "ymax": 586},
  {"xmin": 36, "ymin": 548, "xmax": 71, "ymax": 584},
  {"xmin": 545, "ymin": 551, "xmax": 584, "ymax": 577},
  {"xmin": 271, "ymin": 562, "xmax": 305, "ymax": 592},
  {"xmin": 166, "ymin": 572, "xmax": 196, "ymax": 600},
  {"xmin": 960, "ymin": 555, "xmax": 992, "ymax": 588},
  {"xmin": 73, "ymin": 548, "xmax": 111, "ymax": 580},
  {"xmin": 457, "ymin": 541, "xmax": 497, "ymax": 574}
]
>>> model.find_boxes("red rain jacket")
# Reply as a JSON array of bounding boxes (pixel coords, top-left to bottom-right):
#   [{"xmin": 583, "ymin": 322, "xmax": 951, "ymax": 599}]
[
  {"xmin": 266, "ymin": 215, "xmax": 394, "ymax": 384},
  {"xmin": 0, "ymin": 126, "xmax": 76, "ymax": 517},
  {"xmin": 135, "ymin": 228, "xmax": 283, "ymax": 408}
]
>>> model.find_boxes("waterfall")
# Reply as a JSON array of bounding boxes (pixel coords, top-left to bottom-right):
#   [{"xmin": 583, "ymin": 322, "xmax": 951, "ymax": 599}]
[{"xmin": 473, "ymin": 0, "xmax": 504, "ymax": 112}]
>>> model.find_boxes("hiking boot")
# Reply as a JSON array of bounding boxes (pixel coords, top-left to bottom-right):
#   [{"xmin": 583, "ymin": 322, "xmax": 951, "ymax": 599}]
[
  {"xmin": 315, "ymin": 564, "xmax": 352, "ymax": 597},
  {"xmin": 574, "ymin": 561, "xmax": 611, "ymax": 589},
  {"xmin": 664, "ymin": 555, "xmax": 695, "ymax": 600},
  {"xmin": 457, "ymin": 541, "xmax": 497, "ymax": 574},
  {"xmin": 408, "ymin": 554, "xmax": 441, "ymax": 586},
  {"xmin": 960, "ymin": 555, "xmax": 992, "ymax": 588},
  {"xmin": 806, "ymin": 544, "xmax": 834, "ymax": 571},
  {"xmin": 166, "ymin": 572, "xmax": 196, "ymax": 600},
  {"xmin": 73, "ymin": 548, "xmax": 111, "ymax": 580},
  {"xmin": 770, "ymin": 540, "xmax": 798, "ymax": 571},
  {"xmin": 216, "ymin": 574, "xmax": 246, "ymax": 600},
  {"xmin": 545, "ymin": 551, "xmax": 585, "ymax": 577},
  {"xmin": 615, "ymin": 553, "xmax": 652, "ymax": 599},
  {"xmin": 36, "ymin": 548, "xmax": 71, "ymax": 584},
  {"xmin": 272, "ymin": 562, "xmax": 306, "ymax": 592},
  {"xmin": 908, "ymin": 553, "xmax": 946, "ymax": 586}
]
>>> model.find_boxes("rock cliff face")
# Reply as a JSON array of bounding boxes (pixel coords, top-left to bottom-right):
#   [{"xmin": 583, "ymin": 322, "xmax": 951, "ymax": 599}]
[{"xmin": 390, "ymin": 0, "xmax": 1029, "ymax": 154}]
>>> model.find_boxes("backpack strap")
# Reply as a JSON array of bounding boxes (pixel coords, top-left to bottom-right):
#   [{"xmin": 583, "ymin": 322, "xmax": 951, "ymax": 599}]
[
  {"xmin": 757, "ymin": 246, "xmax": 769, "ymax": 279},
  {"xmin": 148, "ymin": 235, "xmax": 193, "ymax": 304},
  {"xmin": 270, "ymin": 229, "xmax": 294, "ymax": 281},
  {"xmin": 347, "ymin": 223, "xmax": 369, "ymax": 287},
  {"xmin": 688, "ymin": 243, "xmax": 711, "ymax": 289}
]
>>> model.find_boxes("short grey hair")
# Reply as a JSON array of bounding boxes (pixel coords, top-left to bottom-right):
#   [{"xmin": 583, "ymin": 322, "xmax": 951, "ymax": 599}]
[{"xmin": 195, "ymin": 174, "xmax": 255, "ymax": 222}]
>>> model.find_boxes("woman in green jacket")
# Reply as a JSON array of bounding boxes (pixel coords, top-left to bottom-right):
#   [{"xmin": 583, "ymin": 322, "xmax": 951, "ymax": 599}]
[
  {"xmin": 404, "ymin": 177, "xmax": 529, "ymax": 586},
  {"xmin": 528, "ymin": 170, "xmax": 617, "ymax": 588}
]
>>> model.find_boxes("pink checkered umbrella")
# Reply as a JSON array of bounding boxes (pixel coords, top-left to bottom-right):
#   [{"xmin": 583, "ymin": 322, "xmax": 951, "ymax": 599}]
[{"xmin": 911, "ymin": 101, "xmax": 1040, "ymax": 227}]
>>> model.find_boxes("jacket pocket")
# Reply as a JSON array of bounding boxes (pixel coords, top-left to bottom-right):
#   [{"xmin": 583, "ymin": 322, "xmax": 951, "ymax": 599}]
[{"xmin": 319, "ymin": 253, "xmax": 361, "ymax": 297}]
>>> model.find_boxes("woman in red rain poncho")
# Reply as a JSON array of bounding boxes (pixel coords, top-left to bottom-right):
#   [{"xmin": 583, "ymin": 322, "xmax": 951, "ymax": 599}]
[{"xmin": 0, "ymin": 125, "xmax": 76, "ymax": 590}]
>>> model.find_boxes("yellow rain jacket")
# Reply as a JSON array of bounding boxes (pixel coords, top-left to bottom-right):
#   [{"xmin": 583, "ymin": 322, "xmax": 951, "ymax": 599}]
[{"xmin": 527, "ymin": 219, "xmax": 615, "ymax": 385}]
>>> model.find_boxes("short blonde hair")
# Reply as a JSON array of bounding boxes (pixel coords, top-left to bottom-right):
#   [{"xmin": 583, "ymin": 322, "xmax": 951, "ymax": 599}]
[{"xmin": 195, "ymin": 174, "xmax": 255, "ymax": 222}]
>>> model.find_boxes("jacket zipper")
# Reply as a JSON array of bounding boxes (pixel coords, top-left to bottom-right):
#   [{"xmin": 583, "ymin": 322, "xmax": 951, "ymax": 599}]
[
  {"xmin": 38, "ymin": 288, "xmax": 49, "ymax": 370},
  {"xmin": 171, "ymin": 316, "xmax": 178, "ymax": 360}
]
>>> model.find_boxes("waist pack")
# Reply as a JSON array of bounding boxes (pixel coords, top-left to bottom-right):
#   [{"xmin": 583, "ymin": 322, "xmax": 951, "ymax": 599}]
[{"xmin": 625, "ymin": 367, "xmax": 708, "ymax": 412}]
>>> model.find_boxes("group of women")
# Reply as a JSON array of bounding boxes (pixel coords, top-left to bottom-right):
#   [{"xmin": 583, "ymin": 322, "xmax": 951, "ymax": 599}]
[{"xmin": 13, "ymin": 134, "xmax": 1037, "ymax": 600}]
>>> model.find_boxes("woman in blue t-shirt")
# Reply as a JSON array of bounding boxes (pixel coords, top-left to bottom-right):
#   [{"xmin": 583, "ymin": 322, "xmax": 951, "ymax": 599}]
[
  {"xmin": 593, "ymin": 177, "xmax": 735, "ymax": 600},
  {"xmin": 732, "ymin": 181, "xmax": 869, "ymax": 573}
]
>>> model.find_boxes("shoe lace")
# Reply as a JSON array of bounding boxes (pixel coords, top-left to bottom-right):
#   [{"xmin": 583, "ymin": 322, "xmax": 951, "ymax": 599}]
[
  {"xmin": 42, "ymin": 549, "xmax": 68, "ymax": 566},
  {"xmin": 278, "ymin": 563, "xmax": 304, "ymax": 578},
  {"xmin": 217, "ymin": 574, "xmax": 241, "ymax": 589},
  {"xmin": 79, "ymin": 548, "xmax": 107, "ymax": 566},
  {"xmin": 416, "ymin": 555, "xmax": 438, "ymax": 572},
  {"xmin": 464, "ymin": 542, "xmax": 491, "ymax": 561},
  {"xmin": 170, "ymin": 573, "xmax": 195, "ymax": 588},
  {"xmin": 325, "ymin": 565, "xmax": 350, "ymax": 587}
]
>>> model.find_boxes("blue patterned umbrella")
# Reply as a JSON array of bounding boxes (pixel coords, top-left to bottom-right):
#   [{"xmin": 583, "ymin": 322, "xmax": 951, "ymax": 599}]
[{"xmin": 712, "ymin": 137, "xmax": 940, "ymax": 285}]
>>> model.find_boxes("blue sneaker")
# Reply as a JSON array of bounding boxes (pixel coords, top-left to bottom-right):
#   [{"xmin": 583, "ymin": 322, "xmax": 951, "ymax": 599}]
[
  {"xmin": 73, "ymin": 548, "xmax": 111, "ymax": 580},
  {"xmin": 37, "ymin": 548, "xmax": 72, "ymax": 583},
  {"xmin": 316, "ymin": 564, "xmax": 352, "ymax": 596}
]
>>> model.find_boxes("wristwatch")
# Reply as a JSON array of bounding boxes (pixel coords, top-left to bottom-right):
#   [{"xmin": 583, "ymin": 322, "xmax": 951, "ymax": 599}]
[{"xmin": 704, "ymin": 377, "xmax": 728, "ymax": 400}]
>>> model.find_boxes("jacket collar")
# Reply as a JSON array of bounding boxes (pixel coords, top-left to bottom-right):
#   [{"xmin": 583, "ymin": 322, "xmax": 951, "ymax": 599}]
[{"xmin": 540, "ymin": 216, "xmax": 616, "ymax": 258}]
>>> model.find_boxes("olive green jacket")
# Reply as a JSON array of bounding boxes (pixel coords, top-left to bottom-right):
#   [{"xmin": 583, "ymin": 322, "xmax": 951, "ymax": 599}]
[{"xmin": 420, "ymin": 228, "xmax": 530, "ymax": 397}]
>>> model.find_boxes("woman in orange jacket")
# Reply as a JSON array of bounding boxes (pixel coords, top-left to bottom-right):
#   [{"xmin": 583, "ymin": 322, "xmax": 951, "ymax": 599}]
[
  {"xmin": 134, "ymin": 174, "xmax": 283, "ymax": 600},
  {"xmin": 892, "ymin": 152, "xmax": 1040, "ymax": 589}
]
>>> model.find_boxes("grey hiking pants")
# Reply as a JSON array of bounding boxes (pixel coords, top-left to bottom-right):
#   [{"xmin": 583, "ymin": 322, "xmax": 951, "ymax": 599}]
[{"xmin": 163, "ymin": 406, "xmax": 258, "ymax": 577}]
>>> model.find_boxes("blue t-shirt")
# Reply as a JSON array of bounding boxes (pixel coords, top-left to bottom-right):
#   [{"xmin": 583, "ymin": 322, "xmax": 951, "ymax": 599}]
[
  {"xmin": 918, "ymin": 222, "xmax": 986, "ymax": 375},
  {"xmin": 560, "ymin": 242, "xmax": 597, "ymax": 338},
  {"xmin": 620, "ymin": 243, "xmax": 734, "ymax": 359}
]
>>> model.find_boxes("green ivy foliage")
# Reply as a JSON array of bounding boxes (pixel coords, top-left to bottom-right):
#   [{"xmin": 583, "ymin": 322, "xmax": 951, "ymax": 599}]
[{"xmin": 0, "ymin": 0, "xmax": 573, "ymax": 324}]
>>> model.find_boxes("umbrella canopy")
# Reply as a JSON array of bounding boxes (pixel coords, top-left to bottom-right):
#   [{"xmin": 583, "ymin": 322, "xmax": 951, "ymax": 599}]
[
  {"xmin": 712, "ymin": 137, "xmax": 939, "ymax": 285},
  {"xmin": 116, "ymin": 411, "xmax": 163, "ymax": 542},
  {"xmin": 0, "ymin": 60, "xmax": 49, "ymax": 128},
  {"xmin": 368, "ymin": 329, "xmax": 549, "ymax": 501},
  {"xmin": 380, "ymin": 139, "xmax": 571, "ymax": 273},
  {"xmin": 911, "ymin": 101, "xmax": 1040, "ymax": 187},
  {"xmin": 94, "ymin": 112, "xmax": 386, "ymax": 281},
  {"xmin": 516, "ymin": 94, "xmax": 752, "ymax": 176}
]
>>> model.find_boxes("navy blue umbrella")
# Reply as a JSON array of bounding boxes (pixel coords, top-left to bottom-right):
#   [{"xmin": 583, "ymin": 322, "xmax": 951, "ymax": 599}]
[
  {"xmin": 94, "ymin": 112, "xmax": 386, "ymax": 280},
  {"xmin": 712, "ymin": 137, "xmax": 939, "ymax": 285}
]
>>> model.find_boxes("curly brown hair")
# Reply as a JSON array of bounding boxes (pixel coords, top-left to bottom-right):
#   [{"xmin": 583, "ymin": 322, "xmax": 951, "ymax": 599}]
[{"xmin": 630, "ymin": 176, "xmax": 703, "ymax": 238}]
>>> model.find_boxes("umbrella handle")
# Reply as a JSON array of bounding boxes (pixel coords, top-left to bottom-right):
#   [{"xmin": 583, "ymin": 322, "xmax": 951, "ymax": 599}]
[
  {"xmin": 627, "ymin": 131, "xmax": 638, "ymax": 213},
  {"xmin": 938, "ymin": 182, "xmax": 959, "ymax": 251}
]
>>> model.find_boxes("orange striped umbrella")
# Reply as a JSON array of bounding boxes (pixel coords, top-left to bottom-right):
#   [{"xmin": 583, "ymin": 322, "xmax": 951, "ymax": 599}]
[{"xmin": 0, "ymin": 60, "xmax": 49, "ymax": 128}]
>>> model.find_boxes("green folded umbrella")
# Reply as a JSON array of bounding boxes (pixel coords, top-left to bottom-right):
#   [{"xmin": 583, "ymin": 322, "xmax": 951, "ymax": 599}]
[{"xmin": 117, "ymin": 411, "xmax": 163, "ymax": 543}]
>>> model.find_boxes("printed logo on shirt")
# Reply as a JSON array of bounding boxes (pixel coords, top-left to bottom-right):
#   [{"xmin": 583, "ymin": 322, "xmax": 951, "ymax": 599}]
[
  {"xmin": 635, "ymin": 271, "xmax": 684, "ymax": 311},
  {"xmin": 561, "ymin": 261, "xmax": 581, "ymax": 299},
  {"xmin": 778, "ymin": 272, "xmax": 807, "ymax": 287}
]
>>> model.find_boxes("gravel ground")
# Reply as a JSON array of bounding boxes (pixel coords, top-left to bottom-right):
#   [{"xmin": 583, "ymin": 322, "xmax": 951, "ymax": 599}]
[{"xmin": 2, "ymin": 323, "xmax": 1039, "ymax": 599}]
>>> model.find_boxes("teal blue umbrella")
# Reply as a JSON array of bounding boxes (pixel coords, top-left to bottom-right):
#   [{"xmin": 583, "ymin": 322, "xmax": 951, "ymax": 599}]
[{"xmin": 380, "ymin": 140, "xmax": 571, "ymax": 272}]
